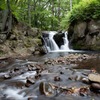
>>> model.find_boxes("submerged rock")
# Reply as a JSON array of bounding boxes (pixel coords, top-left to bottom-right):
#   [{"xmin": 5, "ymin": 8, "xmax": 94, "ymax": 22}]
[{"xmin": 39, "ymin": 82, "xmax": 56, "ymax": 97}]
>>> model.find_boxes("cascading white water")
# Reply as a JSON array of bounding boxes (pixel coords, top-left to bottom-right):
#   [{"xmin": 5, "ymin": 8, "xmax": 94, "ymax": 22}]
[
  {"xmin": 43, "ymin": 31, "xmax": 72, "ymax": 52},
  {"xmin": 48, "ymin": 31, "xmax": 59, "ymax": 51},
  {"xmin": 60, "ymin": 31, "xmax": 70, "ymax": 50}
]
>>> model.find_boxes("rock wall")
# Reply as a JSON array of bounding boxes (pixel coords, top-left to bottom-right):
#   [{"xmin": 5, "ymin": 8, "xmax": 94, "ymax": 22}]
[
  {"xmin": 68, "ymin": 20, "xmax": 100, "ymax": 50},
  {"xmin": 0, "ymin": 22, "xmax": 42, "ymax": 57}
]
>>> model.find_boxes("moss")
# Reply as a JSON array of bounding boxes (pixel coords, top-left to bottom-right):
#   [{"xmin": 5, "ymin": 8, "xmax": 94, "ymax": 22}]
[
  {"xmin": 73, "ymin": 44, "xmax": 83, "ymax": 50},
  {"xmin": 23, "ymin": 37, "xmax": 41, "ymax": 48},
  {"xmin": 34, "ymin": 38, "xmax": 41, "ymax": 45}
]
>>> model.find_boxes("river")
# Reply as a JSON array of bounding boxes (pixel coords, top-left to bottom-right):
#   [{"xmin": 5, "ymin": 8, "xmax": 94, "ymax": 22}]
[{"xmin": 0, "ymin": 51, "xmax": 100, "ymax": 100}]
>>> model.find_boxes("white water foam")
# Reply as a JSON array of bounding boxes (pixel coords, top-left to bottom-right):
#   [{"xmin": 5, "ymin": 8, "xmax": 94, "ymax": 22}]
[
  {"xmin": 4, "ymin": 88, "xmax": 27, "ymax": 100},
  {"xmin": 13, "ymin": 71, "xmax": 36, "ymax": 83}
]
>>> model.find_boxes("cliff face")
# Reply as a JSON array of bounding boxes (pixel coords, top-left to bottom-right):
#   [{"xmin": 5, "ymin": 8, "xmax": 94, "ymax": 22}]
[
  {"xmin": 0, "ymin": 22, "xmax": 41, "ymax": 57},
  {"xmin": 0, "ymin": 10, "xmax": 44, "ymax": 57},
  {"xmin": 68, "ymin": 20, "xmax": 100, "ymax": 50}
]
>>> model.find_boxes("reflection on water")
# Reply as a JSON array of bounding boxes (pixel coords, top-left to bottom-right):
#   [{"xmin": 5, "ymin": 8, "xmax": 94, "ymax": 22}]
[{"xmin": 76, "ymin": 56, "xmax": 100, "ymax": 73}]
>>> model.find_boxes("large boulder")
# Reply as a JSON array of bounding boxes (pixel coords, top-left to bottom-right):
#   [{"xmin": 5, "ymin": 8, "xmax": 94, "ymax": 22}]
[
  {"xmin": 53, "ymin": 32, "xmax": 65, "ymax": 48},
  {"xmin": 68, "ymin": 20, "xmax": 100, "ymax": 50}
]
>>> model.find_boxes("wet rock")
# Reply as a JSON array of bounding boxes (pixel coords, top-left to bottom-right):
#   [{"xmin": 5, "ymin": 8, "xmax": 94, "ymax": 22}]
[
  {"xmin": 75, "ymin": 75, "xmax": 83, "ymax": 81},
  {"xmin": 90, "ymin": 83, "xmax": 100, "ymax": 90},
  {"xmin": 25, "ymin": 77, "xmax": 35, "ymax": 87},
  {"xmin": 82, "ymin": 78, "xmax": 90, "ymax": 84},
  {"xmin": 39, "ymin": 82, "xmax": 56, "ymax": 97},
  {"xmin": 60, "ymin": 71, "xmax": 64, "ymax": 74},
  {"xmin": 28, "ymin": 97, "xmax": 33, "ymax": 100},
  {"xmin": 13, "ymin": 67, "xmax": 19, "ymax": 72},
  {"xmin": 79, "ymin": 87, "xmax": 89, "ymax": 96},
  {"xmin": 25, "ymin": 82, "xmax": 31, "ymax": 87},
  {"xmin": 36, "ymin": 68, "xmax": 41, "ymax": 74},
  {"xmin": 29, "ymin": 63, "xmax": 35, "ymax": 67},
  {"xmin": 26, "ymin": 77, "xmax": 35, "ymax": 84},
  {"xmin": 68, "ymin": 75, "xmax": 82, "ymax": 81},
  {"xmin": 68, "ymin": 76, "xmax": 75, "ymax": 81},
  {"xmin": 54, "ymin": 76, "xmax": 61, "ymax": 81},
  {"xmin": 4, "ymin": 74, "xmax": 11, "ymax": 79},
  {"xmin": 27, "ymin": 65, "xmax": 33, "ymax": 71},
  {"xmin": 88, "ymin": 73, "xmax": 100, "ymax": 83},
  {"xmin": 35, "ymin": 74, "xmax": 41, "ymax": 80}
]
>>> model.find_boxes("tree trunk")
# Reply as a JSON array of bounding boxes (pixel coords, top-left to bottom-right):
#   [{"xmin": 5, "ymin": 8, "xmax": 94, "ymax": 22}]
[
  {"xmin": 1, "ymin": 0, "xmax": 12, "ymax": 33},
  {"xmin": 70, "ymin": 0, "xmax": 72, "ymax": 11},
  {"xmin": 58, "ymin": 0, "xmax": 61, "ymax": 27},
  {"xmin": 51, "ymin": 0, "xmax": 54, "ymax": 30},
  {"xmin": 28, "ymin": 0, "xmax": 31, "ymax": 26},
  {"xmin": 1, "ymin": 10, "xmax": 9, "ymax": 31}
]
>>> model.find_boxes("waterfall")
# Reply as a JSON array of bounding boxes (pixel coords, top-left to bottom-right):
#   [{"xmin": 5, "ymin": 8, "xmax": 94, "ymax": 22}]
[
  {"xmin": 60, "ymin": 31, "xmax": 70, "ymax": 50},
  {"xmin": 48, "ymin": 31, "xmax": 59, "ymax": 51},
  {"xmin": 42, "ymin": 31, "xmax": 72, "ymax": 52}
]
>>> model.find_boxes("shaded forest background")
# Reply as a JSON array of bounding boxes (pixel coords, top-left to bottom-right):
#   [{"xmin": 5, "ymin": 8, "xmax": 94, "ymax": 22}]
[
  {"xmin": 0, "ymin": 0, "xmax": 82, "ymax": 31},
  {"xmin": 0, "ymin": 0, "xmax": 100, "ymax": 57}
]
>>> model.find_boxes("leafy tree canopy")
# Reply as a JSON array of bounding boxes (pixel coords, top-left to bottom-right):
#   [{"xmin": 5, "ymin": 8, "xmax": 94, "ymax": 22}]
[{"xmin": 60, "ymin": 0, "xmax": 100, "ymax": 29}]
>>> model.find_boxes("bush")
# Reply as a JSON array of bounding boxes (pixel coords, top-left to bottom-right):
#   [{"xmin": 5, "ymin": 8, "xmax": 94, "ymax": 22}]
[{"xmin": 61, "ymin": 0, "xmax": 100, "ymax": 29}]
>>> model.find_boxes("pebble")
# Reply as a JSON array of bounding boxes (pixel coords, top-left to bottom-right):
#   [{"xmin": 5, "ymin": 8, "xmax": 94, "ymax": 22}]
[
  {"xmin": 4, "ymin": 74, "xmax": 11, "ymax": 79},
  {"xmin": 54, "ymin": 76, "xmax": 61, "ymax": 81},
  {"xmin": 82, "ymin": 78, "xmax": 90, "ymax": 84}
]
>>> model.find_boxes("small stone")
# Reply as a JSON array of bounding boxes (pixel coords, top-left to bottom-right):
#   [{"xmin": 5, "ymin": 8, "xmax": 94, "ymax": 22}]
[
  {"xmin": 29, "ymin": 63, "xmax": 35, "ymax": 67},
  {"xmin": 4, "ymin": 74, "xmax": 11, "ymax": 79},
  {"xmin": 25, "ymin": 83, "xmax": 31, "ymax": 87},
  {"xmin": 82, "ymin": 78, "xmax": 90, "ymax": 84},
  {"xmin": 35, "ymin": 74, "xmax": 41, "ymax": 79},
  {"xmin": 68, "ymin": 76, "xmax": 74, "ymax": 80},
  {"xmin": 26, "ymin": 77, "xmax": 35, "ymax": 84},
  {"xmin": 14, "ymin": 67, "xmax": 19, "ymax": 72},
  {"xmin": 28, "ymin": 97, "xmax": 33, "ymax": 100},
  {"xmin": 28, "ymin": 66, "xmax": 33, "ymax": 71},
  {"xmin": 60, "ymin": 71, "xmax": 64, "ymax": 74},
  {"xmin": 75, "ymin": 75, "xmax": 82, "ymax": 81},
  {"xmin": 54, "ymin": 76, "xmax": 61, "ymax": 81}
]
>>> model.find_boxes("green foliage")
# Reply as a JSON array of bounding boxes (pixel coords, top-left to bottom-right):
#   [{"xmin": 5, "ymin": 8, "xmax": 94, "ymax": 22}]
[
  {"xmin": 0, "ymin": 0, "xmax": 6, "ymax": 9},
  {"xmin": 61, "ymin": 0, "xmax": 100, "ymax": 29},
  {"xmin": 0, "ymin": 0, "xmax": 72, "ymax": 31}
]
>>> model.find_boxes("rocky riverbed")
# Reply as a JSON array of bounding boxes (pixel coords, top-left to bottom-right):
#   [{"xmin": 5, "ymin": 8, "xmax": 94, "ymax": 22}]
[{"xmin": 0, "ymin": 53, "xmax": 100, "ymax": 100}]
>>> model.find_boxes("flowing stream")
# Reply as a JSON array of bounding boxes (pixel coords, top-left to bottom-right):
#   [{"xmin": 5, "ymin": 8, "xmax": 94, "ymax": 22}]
[{"xmin": 0, "ymin": 31, "xmax": 100, "ymax": 100}]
